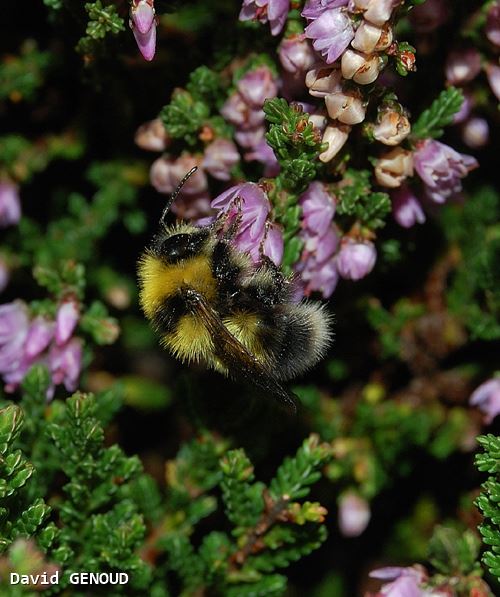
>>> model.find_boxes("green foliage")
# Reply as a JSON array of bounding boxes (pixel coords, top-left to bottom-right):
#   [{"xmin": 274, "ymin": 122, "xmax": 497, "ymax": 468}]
[
  {"xmin": 443, "ymin": 186, "xmax": 500, "ymax": 340},
  {"xmin": 264, "ymin": 98, "xmax": 323, "ymax": 194},
  {"xmin": 45, "ymin": 392, "xmax": 151, "ymax": 590},
  {"xmin": 0, "ymin": 405, "xmax": 51, "ymax": 553},
  {"xmin": 475, "ymin": 434, "xmax": 500, "ymax": 580},
  {"xmin": 161, "ymin": 67, "xmax": 229, "ymax": 146},
  {"xmin": 428, "ymin": 526, "xmax": 481, "ymax": 577},
  {"xmin": 76, "ymin": 1, "xmax": 126, "ymax": 55},
  {"xmin": 412, "ymin": 87, "xmax": 464, "ymax": 139},
  {"xmin": 335, "ymin": 169, "xmax": 391, "ymax": 230},
  {"xmin": 0, "ymin": 41, "xmax": 52, "ymax": 103},
  {"xmin": 367, "ymin": 299, "xmax": 426, "ymax": 358}
]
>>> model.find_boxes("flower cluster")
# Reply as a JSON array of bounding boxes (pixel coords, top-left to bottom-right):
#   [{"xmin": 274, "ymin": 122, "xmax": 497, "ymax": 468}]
[
  {"xmin": 0, "ymin": 300, "xmax": 82, "ymax": 397},
  {"xmin": 221, "ymin": 66, "xmax": 280, "ymax": 175},
  {"xmin": 295, "ymin": 182, "xmax": 377, "ymax": 298},
  {"xmin": 129, "ymin": 0, "xmax": 157, "ymax": 61},
  {"xmin": 136, "ymin": 119, "xmax": 240, "ymax": 221}
]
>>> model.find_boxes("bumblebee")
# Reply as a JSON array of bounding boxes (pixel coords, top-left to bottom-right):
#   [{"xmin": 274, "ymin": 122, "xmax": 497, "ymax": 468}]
[{"xmin": 138, "ymin": 168, "xmax": 333, "ymax": 411}]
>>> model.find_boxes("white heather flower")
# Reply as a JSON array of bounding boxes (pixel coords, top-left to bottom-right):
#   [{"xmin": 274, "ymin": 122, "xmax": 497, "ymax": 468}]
[
  {"xmin": 305, "ymin": 65, "xmax": 343, "ymax": 97},
  {"xmin": 341, "ymin": 49, "xmax": 382, "ymax": 84},
  {"xmin": 325, "ymin": 90, "xmax": 367, "ymax": 124},
  {"xmin": 372, "ymin": 110, "xmax": 411, "ymax": 145},
  {"xmin": 356, "ymin": 0, "xmax": 400, "ymax": 27},
  {"xmin": 351, "ymin": 20, "xmax": 392, "ymax": 53},
  {"xmin": 319, "ymin": 122, "xmax": 351, "ymax": 162},
  {"xmin": 374, "ymin": 147, "xmax": 413, "ymax": 188}
]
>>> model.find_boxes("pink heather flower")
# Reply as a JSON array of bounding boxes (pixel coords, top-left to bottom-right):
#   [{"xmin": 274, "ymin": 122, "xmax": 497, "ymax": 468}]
[
  {"xmin": 239, "ymin": 0, "xmax": 290, "ymax": 36},
  {"xmin": 55, "ymin": 300, "xmax": 79, "ymax": 346},
  {"xmin": 470, "ymin": 378, "xmax": 500, "ymax": 425},
  {"xmin": 244, "ymin": 139, "xmax": 280, "ymax": 177},
  {"xmin": 486, "ymin": 3, "xmax": 500, "ymax": 47},
  {"xmin": 150, "ymin": 155, "xmax": 207, "ymax": 195},
  {"xmin": 409, "ymin": 0, "xmax": 449, "ymax": 33},
  {"xmin": 369, "ymin": 566, "xmax": 428, "ymax": 597},
  {"xmin": 279, "ymin": 35, "xmax": 317, "ymax": 74},
  {"xmin": 221, "ymin": 92, "xmax": 266, "ymax": 130},
  {"xmin": 202, "ymin": 139, "xmax": 240, "ymax": 181},
  {"xmin": 49, "ymin": 338, "xmax": 83, "ymax": 393},
  {"xmin": 304, "ymin": 9, "xmax": 354, "ymax": 64},
  {"xmin": 391, "ymin": 185, "xmax": 426, "ymax": 228},
  {"xmin": 296, "ymin": 239, "xmax": 340, "ymax": 298},
  {"xmin": 413, "ymin": 139, "xmax": 478, "ymax": 204},
  {"xmin": 445, "ymin": 48, "xmax": 481, "ymax": 86},
  {"xmin": 338, "ymin": 492, "xmax": 371, "ymax": 537},
  {"xmin": 0, "ymin": 301, "xmax": 29, "ymax": 378},
  {"xmin": 0, "ymin": 182, "xmax": 21, "ymax": 228},
  {"xmin": 262, "ymin": 223, "xmax": 284, "ymax": 265},
  {"xmin": 462, "ymin": 117, "xmax": 489, "ymax": 149},
  {"xmin": 134, "ymin": 118, "xmax": 169, "ymax": 152},
  {"xmin": 25, "ymin": 317, "xmax": 55, "ymax": 359},
  {"xmin": 300, "ymin": 182, "xmax": 336, "ymax": 236},
  {"xmin": 486, "ymin": 63, "xmax": 500, "ymax": 101},
  {"xmin": 336, "ymin": 238, "xmax": 376, "ymax": 281},
  {"xmin": 130, "ymin": 0, "xmax": 156, "ymax": 61},
  {"xmin": 211, "ymin": 183, "xmax": 278, "ymax": 264},
  {"xmin": 302, "ymin": 0, "xmax": 349, "ymax": 20},
  {"xmin": 237, "ymin": 67, "xmax": 278, "ymax": 109}
]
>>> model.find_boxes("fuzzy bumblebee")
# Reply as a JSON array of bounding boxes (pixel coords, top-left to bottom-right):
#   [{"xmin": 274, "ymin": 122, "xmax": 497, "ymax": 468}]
[{"xmin": 138, "ymin": 168, "xmax": 333, "ymax": 410}]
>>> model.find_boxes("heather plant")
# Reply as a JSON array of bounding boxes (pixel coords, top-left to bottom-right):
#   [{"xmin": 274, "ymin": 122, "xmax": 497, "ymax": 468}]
[{"xmin": 1, "ymin": 1, "xmax": 500, "ymax": 595}]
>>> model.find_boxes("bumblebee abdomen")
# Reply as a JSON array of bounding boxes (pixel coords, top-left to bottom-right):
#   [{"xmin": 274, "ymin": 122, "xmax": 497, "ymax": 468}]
[
  {"xmin": 162, "ymin": 314, "xmax": 215, "ymax": 365},
  {"xmin": 265, "ymin": 303, "xmax": 333, "ymax": 381}
]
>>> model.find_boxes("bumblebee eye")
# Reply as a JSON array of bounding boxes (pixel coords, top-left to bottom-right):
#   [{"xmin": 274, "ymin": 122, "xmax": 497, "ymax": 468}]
[{"xmin": 157, "ymin": 231, "xmax": 207, "ymax": 263}]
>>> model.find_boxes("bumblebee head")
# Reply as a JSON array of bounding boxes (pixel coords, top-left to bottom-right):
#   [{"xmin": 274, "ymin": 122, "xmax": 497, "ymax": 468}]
[{"xmin": 151, "ymin": 226, "xmax": 211, "ymax": 264}]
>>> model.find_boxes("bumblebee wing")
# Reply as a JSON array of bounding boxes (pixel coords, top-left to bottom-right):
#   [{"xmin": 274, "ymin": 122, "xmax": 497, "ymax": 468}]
[{"xmin": 185, "ymin": 289, "xmax": 297, "ymax": 413}]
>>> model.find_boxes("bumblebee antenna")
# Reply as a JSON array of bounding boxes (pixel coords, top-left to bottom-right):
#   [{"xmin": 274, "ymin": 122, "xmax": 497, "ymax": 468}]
[{"xmin": 159, "ymin": 166, "xmax": 198, "ymax": 225}]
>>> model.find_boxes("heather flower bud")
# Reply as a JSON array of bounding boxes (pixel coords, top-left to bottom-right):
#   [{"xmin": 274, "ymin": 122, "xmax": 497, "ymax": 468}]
[
  {"xmin": 0, "ymin": 258, "xmax": 8, "ymax": 293},
  {"xmin": 470, "ymin": 378, "xmax": 500, "ymax": 424},
  {"xmin": 374, "ymin": 147, "xmax": 413, "ymax": 188},
  {"xmin": 445, "ymin": 48, "xmax": 481, "ymax": 85},
  {"xmin": 221, "ymin": 93, "xmax": 265, "ymax": 129},
  {"xmin": 325, "ymin": 90, "xmax": 366, "ymax": 125},
  {"xmin": 409, "ymin": 0, "xmax": 449, "ymax": 33},
  {"xmin": 279, "ymin": 35, "xmax": 316, "ymax": 74},
  {"xmin": 337, "ymin": 238, "xmax": 377, "ymax": 280},
  {"xmin": 341, "ymin": 49, "xmax": 382, "ymax": 84},
  {"xmin": 319, "ymin": 122, "xmax": 351, "ymax": 162},
  {"xmin": 372, "ymin": 110, "xmax": 410, "ymax": 145},
  {"xmin": 150, "ymin": 155, "xmax": 207, "ymax": 195},
  {"xmin": 486, "ymin": 3, "xmax": 500, "ymax": 47},
  {"xmin": 50, "ymin": 337, "xmax": 83, "ymax": 393},
  {"xmin": 0, "ymin": 182, "xmax": 21, "ymax": 228},
  {"xmin": 338, "ymin": 492, "xmax": 371, "ymax": 537},
  {"xmin": 305, "ymin": 66, "xmax": 342, "ymax": 98},
  {"xmin": 134, "ymin": 118, "xmax": 169, "ymax": 152},
  {"xmin": 351, "ymin": 21, "xmax": 392, "ymax": 53},
  {"xmin": 130, "ymin": 0, "xmax": 156, "ymax": 62},
  {"xmin": 486, "ymin": 63, "xmax": 500, "ymax": 101},
  {"xmin": 55, "ymin": 300, "xmax": 79, "ymax": 346},
  {"xmin": 239, "ymin": 0, "xmax": 290, "ymax": 36},
  {"xmin": 462, "ymin": 117, "xmax": 489, "ymax": 149},
  {"xmin": 391, "ymin": 185, "xmax": 425, "ymax": 228},
  {"xmin": 202, "ymin": 139, "xmax": 240, "ymax": 181}
]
